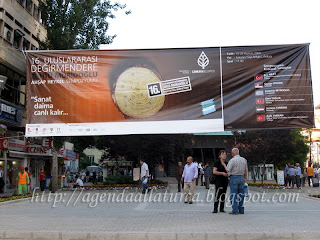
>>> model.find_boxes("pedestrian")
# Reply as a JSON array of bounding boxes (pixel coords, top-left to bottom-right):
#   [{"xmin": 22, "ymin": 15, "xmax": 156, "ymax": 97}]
[
  {"xmin": 92, "ymin": 170, "xmax": 97, "ymax": 184},
  {"xmin": 177, "ymin": 161, "xmax": 184, "ymax": 192},
  {"xmin": 200, "ymin": 164, "xmax": 204, "ymax": 186},
  {"xmin": 315, "ymin": 167, "xmax": 319, "ymax": 179},
  {"xmin": 86, "ymin": 169, "xmax": 90, "ymax": 182},
  {"xmin": 80, "ymin": 170, "xmax": 86, "ymax": 182},
  {"xmin": 181, "ymin": 156, "xmax": 198, "ymax": 204},
  {"xmin": 274, "ymin": 167, "xmax": 278, "ymax": 183},
  {"xmin": 226, "ymin": 148, "xmax": 248, "ymax": 215},
  {"xmin": 17, "ymin": 167, "xmax": 29, "ymax": 195},
  {"xmin": 295, "ymin": 163, "xmax": 301, "ymax": 189},
  {"xmin": 0, "ymin": 166, "xmax": 4, "ymax": 193},
  {"xmin": 287, "ymin": 165, "xmax": 296, "ymax": 188},
  {"xmin": 140, "ymin": 160, "xmax": 151, "ymax": 194},
  {"xmin": 74, "ymin": 176, "xmax": 84, "ymax": 188},
  {"xmin": 212, "ymin": 150, "xmax": 228, "ymax": 213},
  {"xmin": 25, "ymin": 167, "xmax": 31, "ymax": 193},
  {"xmin": 203, "ymin": 163, "xmax": 212, "ymax": 190},
  {"xmin": 307, "ymin": 164, "xmax": 314, "ymax": 186},
  {"xmin": 194, "ymin": 161, "xmax": 199, "ymax": 186},
  {"xmin": 284, "ymin": 163, "xmax": 291, "ymax": 186},
  {"xmin": 39, "ymin": 169, "xmax": 46, "ymax": 191}
]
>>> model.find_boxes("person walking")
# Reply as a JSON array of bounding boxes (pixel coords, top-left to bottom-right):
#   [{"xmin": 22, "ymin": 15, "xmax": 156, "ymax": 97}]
[
  {"xmin": 181, "ymin": 156, "xmax": 198, "ymax": 204},
  {"xmin": 177, "ymin": 161, "xmax": 184, "ymax": 192},
  {"xmin": 287, "ymin": 165, "xmax": 296, "ymax": 188},
  {"xmin": 140, "ymin": 160, "xmax": 151, "ymax": 194},
  {"xmin": 17, "ymin": 167, "xmax": 29, "ymax": 195},
  {"xmin": 227, "ymin": 148, "xmax": 248, "ymax": 215},
  {"xmin": 295, "ymin": 163, "xmax": 302, "ymax": 189},
  {"xmin": 203, "ymin": 163, "xmax": 211, "ymax": 190},
  {"xmin": 212, "ymin": 150, "xmax": 229, "ymax": 213},
  {"xmin": 0, "ymin": 166, "xmax": 4, "ymax": 193},
  {"xmin": 39, "ymin": 169, "xmax": 46, "ymax": 191},
  {"xmin": 307, "ymin": 164, "xmax": 314, "ymax": 187}
]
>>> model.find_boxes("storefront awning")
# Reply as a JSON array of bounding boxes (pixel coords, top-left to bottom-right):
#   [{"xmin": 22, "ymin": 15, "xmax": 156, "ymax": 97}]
[{"xmin": 8, "ymin": 151, "xmax": 28, "ymax": 158}]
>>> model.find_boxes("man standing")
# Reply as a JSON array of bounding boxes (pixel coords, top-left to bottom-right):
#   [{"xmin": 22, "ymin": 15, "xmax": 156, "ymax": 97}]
[
  {"xmin": 177, "ymin": 161, "xmax": 184, "ymax": 192},
  {"xmin": 285, "ymin": 163, "xmax": 291, "ymax": 186},
  {"xmin": 227, "ymin": 148, "xmax": 248, "ymax": 215},
  {"xmin": 295, "ymin": 163, "xmax": 301, "ymax": 189},
  {"xmin": 140, "ymin": 160, "xmax": 150, "ymax": 194},
  {"xmin": 307, "ymin": 164, "xmax": 314, "ymax": 186},
  {"xmin": 17, "ymin": 167, "xmax": 29, "ymax": 195},
  {"xmin": 25, "ymin": 167, "xmax": 31, "ymax": 193},
  {"xmin": 0, "ymin": 166, "xmax": 4, "ymax": 193},
  {"xmin": 181, "ymin": 156, "xmax": 198, "ymax": 204},
  {"xmin": 203, "ymin": 163, "xmax": 211, "ymax": 189},
  {"xmin": 39, "ymin": 169, "xmax": 46, "ymax": 192}
]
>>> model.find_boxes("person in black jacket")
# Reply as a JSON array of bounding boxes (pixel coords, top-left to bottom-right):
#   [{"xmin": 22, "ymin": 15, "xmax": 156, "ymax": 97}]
[{"xmin": 212, "ymin": 150, "xmax": 229, "ymax": 213}]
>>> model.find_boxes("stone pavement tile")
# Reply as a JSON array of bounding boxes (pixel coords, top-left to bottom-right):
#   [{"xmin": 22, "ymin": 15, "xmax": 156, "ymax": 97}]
[
  {"xmin": 236, "ymin": 233, "xmax": 266, "ymax": 240},
  {"xmin": 117, "ymin": 233, "xmax": 147, "ymax": 240},
  {"xmin": 32, "ymin": 232, "xmax": 61, "ymax": 240},
  {"xmin": 176, "ymin": 233, "xmax": 206, "ymax": 240},
  {"xmin": 147, "ymin": 233, "xmax": 176, "ymax": 240},
  {"xmin": 61, "ymin": 232, "xmax": 89, "ymax": 240},
  {"xmin": 89, "ymin": 232, "xmax": 118, "ymax": 240},
  {"xmin": 293, "ymin": 232, "xmax": 319, "ymax": 240},
  {"xmin": 207, "ymin": 233, "xmax": 236, "ymax": 240},
  {"xmin": 3, "ymin": 232, "xmax": 32, "ymax": 239},
  {"xmin": 264, "ymin": 232, "xmax": 293, "ymax": 239},
  {"xmin": 0, "ymin": 232, "xmax": 4, "ymax": 239}
]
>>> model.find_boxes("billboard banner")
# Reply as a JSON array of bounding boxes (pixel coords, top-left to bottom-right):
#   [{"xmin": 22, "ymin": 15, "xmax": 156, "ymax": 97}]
[{"xmin": 25, "ymin": 44, "xmax": 314, "ymax": 136}]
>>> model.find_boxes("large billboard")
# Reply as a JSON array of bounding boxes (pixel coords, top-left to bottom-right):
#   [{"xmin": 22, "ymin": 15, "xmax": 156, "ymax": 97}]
[{"xmin": 25, "ymin": 44, "xmax": 314, "ymax": 136}]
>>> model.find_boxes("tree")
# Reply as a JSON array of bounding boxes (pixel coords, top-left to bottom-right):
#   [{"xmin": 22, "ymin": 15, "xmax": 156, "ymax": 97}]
[
  {"xmin": 39, "ymin": 0, "xmax": 130, "ymax": 50},
  {"xmin": 227, "ymin": 129, "xmax": 308, "ymax": 184}
]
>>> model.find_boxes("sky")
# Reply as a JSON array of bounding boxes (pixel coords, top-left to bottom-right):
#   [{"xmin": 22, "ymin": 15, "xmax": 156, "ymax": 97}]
[{"xmin": 101, "ymin": 0, "xmax": 319, "ymax": 107}]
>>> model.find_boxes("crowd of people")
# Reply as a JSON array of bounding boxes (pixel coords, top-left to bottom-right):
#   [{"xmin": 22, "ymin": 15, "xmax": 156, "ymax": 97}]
[
  {"xmin": 284, "ymin": 162, "xmax": 320, "ymax": 188},
  {"xmin": 67, "ymin": 169, "xmax": 104, "ymax": 188}
]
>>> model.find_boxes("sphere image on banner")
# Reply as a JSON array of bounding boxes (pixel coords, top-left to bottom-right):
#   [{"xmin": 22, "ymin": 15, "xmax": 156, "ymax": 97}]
[{"xmin": 112, "ymin": 66, "xmax": 165, "ymax": 118}]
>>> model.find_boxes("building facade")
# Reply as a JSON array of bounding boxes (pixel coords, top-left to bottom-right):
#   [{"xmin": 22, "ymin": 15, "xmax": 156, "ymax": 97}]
[{"xmin": 0, "ymin": 0, "xmax": 46, "ymax": 192}]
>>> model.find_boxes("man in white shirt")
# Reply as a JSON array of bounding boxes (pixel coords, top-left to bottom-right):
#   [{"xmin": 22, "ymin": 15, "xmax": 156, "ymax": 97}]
[
  {"xmin": 140, "ymin": 160, "xmax": 150, "ymax": 194},
  {"xmin": 74, "ymin": 176, "xmax": 84, "ymax": 187},
  {"xmin": 181, "ymin": 156, "xmax": 198, "ymax": 204}
]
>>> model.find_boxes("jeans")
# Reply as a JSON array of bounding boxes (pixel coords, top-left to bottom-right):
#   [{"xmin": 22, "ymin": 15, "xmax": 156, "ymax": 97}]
[
  {"xmin": 142, "ymin": 176, "xmax": 149, "ymax": 194},
  {"xmin": 229, "ymin": 175, "xmax": 245, "ymax": 214},
  {"xmin": 205, "ymin": 176, "xmax": 210, "ymax": 189},
  {"xmin": 40, "ymin": 180, "xmax": 45, "ymax": 191},
  {"xmin": 295, "ymin": 175, "xmax": 301, "ymax": 188}
]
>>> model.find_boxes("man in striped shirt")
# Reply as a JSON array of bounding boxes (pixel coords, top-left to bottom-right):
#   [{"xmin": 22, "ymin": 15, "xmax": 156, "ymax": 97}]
[{"xmin": 227, "ymin": 148, "xmax": 248, "ymax": 215}]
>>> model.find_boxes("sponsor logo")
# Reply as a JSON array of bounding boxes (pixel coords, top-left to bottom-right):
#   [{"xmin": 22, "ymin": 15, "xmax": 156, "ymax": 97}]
[
  {"xmin": 197, "ymin": 52, "xmax": 209, "ymax": 69},
  {"xmin": 257, "ymin": 115, "xmax": 266, "ymax": 122},
  {"xmin": 254, "ymin": 74, "xmax": 263, "ymax": 81}
]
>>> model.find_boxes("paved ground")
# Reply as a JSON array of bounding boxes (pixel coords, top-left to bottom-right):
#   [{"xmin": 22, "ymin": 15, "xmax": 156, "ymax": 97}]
[{"xmin": 1, "ymin": 184, "xmax": 320, "ymax": 239}]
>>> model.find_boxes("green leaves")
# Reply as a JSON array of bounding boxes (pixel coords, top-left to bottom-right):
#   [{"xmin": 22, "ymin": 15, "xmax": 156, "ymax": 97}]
[{"xmin": 39, "ymin": 0, "xmax": 130, "ymax": 49}]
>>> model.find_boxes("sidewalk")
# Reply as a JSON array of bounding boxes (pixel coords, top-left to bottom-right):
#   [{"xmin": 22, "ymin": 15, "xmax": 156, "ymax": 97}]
[{"xmin": 1, "ymin": 183, "xmax": 320, "ymax": 239}]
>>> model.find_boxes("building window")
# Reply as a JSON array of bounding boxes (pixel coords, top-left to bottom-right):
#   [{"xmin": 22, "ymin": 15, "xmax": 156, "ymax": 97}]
[
  {"xmin": 23, "ymin": 38, "xmax": 30, "ymax": 50},
  {"xmin": 88, "ymin": 155, "xmax": 95, "ymax": 164},
  {"xmin": 33, "ymin": 5, "xmax": 39, "ymax": 20},
  {"xmin": 31, "ymin": 44, "xmax": 38, "ymax": 50},
  {"xmin": 17, "ymin": 0, "xmax": 26, "ymax": 7},
  {"xmin": 26, "ymin": 0, "xmax": 33, "ymax": 13},
  {"xmin": 0, "ymin": 64, "xmax": 26, "ymax": 108},
  {"xmin": 13, "ymin": 29, "xmax": 24, "ymax": 48}
]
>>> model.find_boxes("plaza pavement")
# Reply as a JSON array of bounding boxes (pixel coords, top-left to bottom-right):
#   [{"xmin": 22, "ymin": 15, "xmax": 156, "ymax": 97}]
[{"xmin": 0, "ymin": 183, "xmax": 320, "ymax": 240}]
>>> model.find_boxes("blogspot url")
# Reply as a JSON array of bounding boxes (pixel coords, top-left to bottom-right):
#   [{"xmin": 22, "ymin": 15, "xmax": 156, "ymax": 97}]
[{"xmin": 30, "ymin": 187, "xmax": 300, "ymax": 208}]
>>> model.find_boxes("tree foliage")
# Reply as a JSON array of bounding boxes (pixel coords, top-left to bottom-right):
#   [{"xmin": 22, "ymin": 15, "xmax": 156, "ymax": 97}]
[
  {"xmin": 227, "ymin": 129, "xmax": 309, "ymax": 169},
  {"xmin": 39, "ymin": 0, "xmax": 130, "ymax": 49}
]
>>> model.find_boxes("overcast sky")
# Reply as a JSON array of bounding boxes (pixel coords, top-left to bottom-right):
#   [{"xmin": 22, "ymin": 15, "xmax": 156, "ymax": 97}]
[{"xmin": 101, "ymin": 0, "xmax": 319, "ymax": 107}]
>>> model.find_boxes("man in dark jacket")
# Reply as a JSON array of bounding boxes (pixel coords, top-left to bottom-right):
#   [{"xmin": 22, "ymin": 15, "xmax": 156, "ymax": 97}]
[
  {"xmin": 177, "ymin": 161, "xmax": 184, "ymax": 192},
  {"xmin": 203, "ymin": 163, "xmax": 212, "ymax": 189}
]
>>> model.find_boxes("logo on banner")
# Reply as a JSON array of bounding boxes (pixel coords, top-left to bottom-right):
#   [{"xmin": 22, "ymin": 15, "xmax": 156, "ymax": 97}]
[
  {"xmin": 255, "ymin": 82, "xmax": 263, "ymax": 88},
  {"xmin": 197, "ymin": 52, "xmax": 209, "ymax": 69},
  {"xmin": 254, "ymin": 75, "xmax": 263, "ymax": 81},
  {"xmin": 256, "ymin": 107, "xmax": 265, "ymax": 113},
  {"xmin": 147, "ymin": 82, "xmax": 162, "ymax": 97},
  {"xmin": 0, "ymin": 138, "xmax": 8, "ymax": 149}
]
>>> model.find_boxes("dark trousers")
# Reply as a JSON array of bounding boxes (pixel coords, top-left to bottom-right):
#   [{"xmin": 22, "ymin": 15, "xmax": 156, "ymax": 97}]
[
  {"xmin": 288, "ymin": 175, "xmax": 294, "ymax": 187},
  {"xmin": 177, "ymin": 176, "xmax": 184, "ymax": 192},
  {"xmin": 200, "ymin": 174, "xmax": 204, "ymax": 186},
  {"xmin": 295, "ymin": 176, "xmax": 301, "ymax": 188},
  {"xmin": 214, "ymin": 182, "xmax": 228, "ymax": 211},
  {"xmin": 308, "ymin": 176, "xmax": 313, "ymax": 186},
  {"xmin": 0, "ymin": 177, "xmax": 4, "ymax": 193},
  {"xmin": 40, "ymin": 180, "xmax": 45, "ymax": 191},
  {"xmin": 205, "ymin": 176, "xmax": 210, "ymax": 189}
]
